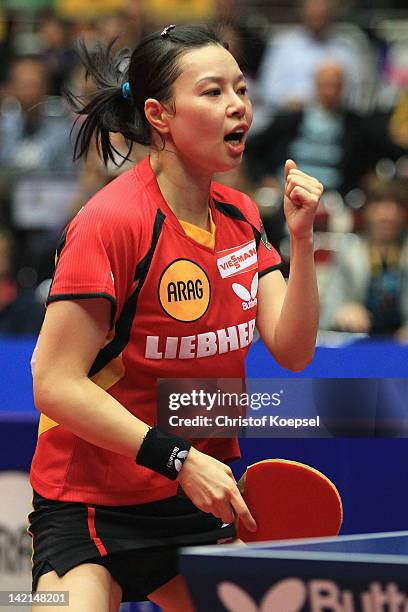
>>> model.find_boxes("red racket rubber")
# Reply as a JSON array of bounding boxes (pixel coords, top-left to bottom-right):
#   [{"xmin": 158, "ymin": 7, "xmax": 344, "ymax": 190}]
[{"xmin": 237, "ymin": 459, "xmax": 343, "ymax": 543}]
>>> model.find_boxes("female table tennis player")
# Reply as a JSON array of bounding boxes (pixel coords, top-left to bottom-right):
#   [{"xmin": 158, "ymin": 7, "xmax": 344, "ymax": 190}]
[{"xmin": 28, "ymin": 24, "xmax": 322, "ymax": 611}]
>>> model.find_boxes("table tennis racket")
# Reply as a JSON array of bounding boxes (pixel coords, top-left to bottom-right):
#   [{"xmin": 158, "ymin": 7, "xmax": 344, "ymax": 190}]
[{"xmin": 237, "ymin": 459, "xmax": 343, "ymax": 543}]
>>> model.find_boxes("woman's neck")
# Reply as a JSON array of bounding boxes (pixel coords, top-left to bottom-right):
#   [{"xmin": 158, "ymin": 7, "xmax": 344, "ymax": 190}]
[{"xmin": 149, "ymin": 149, "xmax": 212, "ymax": 230}]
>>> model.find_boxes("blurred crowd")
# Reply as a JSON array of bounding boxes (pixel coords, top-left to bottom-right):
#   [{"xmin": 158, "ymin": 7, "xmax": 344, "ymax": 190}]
[{"xmin": 0, "ymin": 0, "xmax": 408, "ymax": 342}]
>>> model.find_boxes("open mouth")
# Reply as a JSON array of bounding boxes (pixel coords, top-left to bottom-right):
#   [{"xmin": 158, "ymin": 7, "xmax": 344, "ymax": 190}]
[{"xmin": 224, "ymin": 131, "xmax": 245, "ymax": 145}]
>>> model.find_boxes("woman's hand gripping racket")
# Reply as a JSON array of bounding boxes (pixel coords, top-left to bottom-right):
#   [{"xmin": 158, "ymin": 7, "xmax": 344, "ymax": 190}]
[{"xmin": 236, "ymin": 459, "xmax": 343, "ymax": 542}]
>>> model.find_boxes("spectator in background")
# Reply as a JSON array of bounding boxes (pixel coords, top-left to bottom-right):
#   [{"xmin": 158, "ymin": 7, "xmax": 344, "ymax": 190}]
[
  {"xmin": 0, "ymin": 55, "xmax": 77, "ymax": 284},
  {"xmin": 37, "ymin": 11, "xmax": 77, "ymax": 95},
  {"xmin": 95, "ymin": 6, "xmax": 145, "ymax": 50},
  {"xmin": 245, "ymin": 61, "xmax": 406, "ymax": 195},
  {"xmin": 320, "ymin": 181, "xmax": 408, "ymax": 340},
  {"xmin": 0, "ymin": 9, "xmax": 15, "ymax": 86},
  {"xmin": 244, "ymin": 61, "xmax": 367, "ymax": 253},
  {"xmin": 389, "ymin": 87, "xmax": 408, "ymax": 149},
  {"xmin": 0, "ymin": 227, "xmax": 44, "ymax": 336},
  {"xmin": 247, "ymin": 62, "xmax": 358, "ymax": 195},
  {"xmin": 257, "ymin": 0, "xmax": 367, "ymax": 113},
  {"xmin": 378, "ymin": 33, "xmax": 408, "ymax": 111},
  {"xmin": 97, "ymin": 11, "xmax": 129, "ymax": 44}
]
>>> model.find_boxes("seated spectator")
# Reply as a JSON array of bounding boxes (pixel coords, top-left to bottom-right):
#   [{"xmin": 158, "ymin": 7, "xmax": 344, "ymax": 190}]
[
  {"xmin": 257, "ymin": 0, "xmax": 368, "ymax": 112},
  {"xmin": 0, "ymin": 227, "xmax": 44, "ymax": 336},
  {"xmin": 378, "ymin": 31, "xmax": 408, "ymax": 111},
  {"xmin": 37, "ymin": 11, "xmax": 77, "ymax": 95},
  {"xmin": 0, "ymin": 54, "xmax": 77, "ymax": 283},
  {"xmin": 320, "ymin": 181, "xmax": 408, "ymax": 340},
  {"xmin": 0, "ymin": 55, "xmax": 74, "ymax": 174},
  {"xmin": 389, "ymin": 88, "xmax": 408, "ymax": 149},
  {"xmin": 245, "ymin": 61, "xmax": 405, "ymax": 196},
  {"xmin": 0, "ymin": 9, "xmax": 15, "ymax": 86}
]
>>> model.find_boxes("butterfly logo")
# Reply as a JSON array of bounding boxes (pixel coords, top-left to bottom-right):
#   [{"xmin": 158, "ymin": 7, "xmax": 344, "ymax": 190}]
[
  {"xmin": 174, "ymin": 449, "xmax": 189, "ymax": 472},
  {"xmin": 217, "ymin": 579, "xmax": 307, "ymax": 612},
  {"xmin": 232, "ymin": 273, "xmax": 258, "ymax": 311}
]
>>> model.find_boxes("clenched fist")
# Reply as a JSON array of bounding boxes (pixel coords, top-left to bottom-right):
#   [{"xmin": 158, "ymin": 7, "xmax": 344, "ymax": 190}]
[{"xmin": 284, "ymin": 159, "xmax": 323, "ymax": 239}]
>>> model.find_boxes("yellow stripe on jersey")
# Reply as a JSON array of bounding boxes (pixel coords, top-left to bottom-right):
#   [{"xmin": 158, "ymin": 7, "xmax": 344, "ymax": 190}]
[
  {"xmin": 90, "ymin": 353, "xmax": 125, "ymax": 390},
  {"xmin": 179, "ymin": 209, "xmax": 215, "ymax": 250},
  {"xmin": 38, "ymin": 413, "xmax": 60, "ymax": 438},
  {"xmin": 87, "ymin": 281, "xmax": 137, "ymax": 390}
]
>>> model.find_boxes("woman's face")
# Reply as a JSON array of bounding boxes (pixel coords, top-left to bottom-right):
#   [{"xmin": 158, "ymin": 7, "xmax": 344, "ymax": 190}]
[{"xmin": 163, "ymin": 44, "xmax": 253, "ymax": 175}]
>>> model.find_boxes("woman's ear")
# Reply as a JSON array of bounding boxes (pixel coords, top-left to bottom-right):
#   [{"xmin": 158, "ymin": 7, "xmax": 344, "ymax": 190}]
[{"xmin": 144, "ymin": 98, "xmax": 170, "ymax": 135}]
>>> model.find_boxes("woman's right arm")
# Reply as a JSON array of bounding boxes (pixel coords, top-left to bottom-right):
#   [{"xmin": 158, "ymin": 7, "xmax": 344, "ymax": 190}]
[
  {"xmin": 33, "ymin": 298, "xmax": 150, "ymax": 457},
  {"xmin": 33, "ymin": 298, "xmax": 255, "ymax": 530}
]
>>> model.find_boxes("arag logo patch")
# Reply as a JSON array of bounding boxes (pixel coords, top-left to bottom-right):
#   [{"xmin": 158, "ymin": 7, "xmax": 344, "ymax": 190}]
[{"xmin": 158, "ymin": 259, "xmax": 211, "ymax": 322}]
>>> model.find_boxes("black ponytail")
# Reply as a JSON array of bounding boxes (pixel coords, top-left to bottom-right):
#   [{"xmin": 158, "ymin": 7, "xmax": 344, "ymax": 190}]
[
  {"xmin": 65, "ymin": 39, "xmax": 147, "ymax": 166},
  {"xmin": 65, "ymin": 25, "xmax": 228, "ymax": 166}
]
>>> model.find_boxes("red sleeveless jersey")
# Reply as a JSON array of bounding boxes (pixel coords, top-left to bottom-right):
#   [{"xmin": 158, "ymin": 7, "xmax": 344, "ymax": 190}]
[{"xmin": 30, "ymin": 156, "xmax": 281, "ymax": 505}]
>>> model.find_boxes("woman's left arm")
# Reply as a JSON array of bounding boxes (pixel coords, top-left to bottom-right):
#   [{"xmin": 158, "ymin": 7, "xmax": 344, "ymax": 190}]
[{"xmin": 256, "ymin": 159, "xmax": 322, "ymax": 371}]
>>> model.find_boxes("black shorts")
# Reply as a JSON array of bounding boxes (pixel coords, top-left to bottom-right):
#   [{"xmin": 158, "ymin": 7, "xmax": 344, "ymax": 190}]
[{"xmin": 28, "ymin": 490, "xmax": 235, "ymax": 602}]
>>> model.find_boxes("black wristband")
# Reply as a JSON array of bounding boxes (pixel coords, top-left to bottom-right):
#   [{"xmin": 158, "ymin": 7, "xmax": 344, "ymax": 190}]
[{"xmin": 136, "ymin": 427, "xmax": 192, "ymax": 480}]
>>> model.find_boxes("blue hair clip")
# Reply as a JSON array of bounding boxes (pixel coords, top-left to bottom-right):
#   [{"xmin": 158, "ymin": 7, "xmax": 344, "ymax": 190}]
[
  {"xmin": 161, "ymin": 24, "xmax": 176, "ymax": 37},
  {"xmin": 122, "ymin": 81, "xmax": 131, "ymax": 99}
]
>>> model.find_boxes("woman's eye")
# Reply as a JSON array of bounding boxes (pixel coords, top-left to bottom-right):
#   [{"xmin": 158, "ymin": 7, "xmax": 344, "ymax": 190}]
[
  {"xmin": 238, "ymin": 86, "xmax": 248, "ymax": 95},
  {"xmin": 205, "ymin": 89, "xmax": 221, "ymax": 97}
]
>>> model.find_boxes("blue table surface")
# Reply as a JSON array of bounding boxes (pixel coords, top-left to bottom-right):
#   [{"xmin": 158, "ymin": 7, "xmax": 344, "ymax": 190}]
[{"xmin": 182, "ymin": 531, "xmax": 408, "ymax": 563}]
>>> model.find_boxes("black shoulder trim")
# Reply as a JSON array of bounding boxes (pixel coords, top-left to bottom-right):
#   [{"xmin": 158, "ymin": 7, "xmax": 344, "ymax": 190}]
[
  {"xmin": 46, "ymin": 224, "xmax": 70, "ymax": 304},
  {"xmin": 88, "ymin": 209, "xmax": 165, "ymax": 378},
  {"xmin": 259, "ymin": 263, "xmax": 284, "ymax": 278},
  {"xmin": 56, "ymin": 225, "xmax": 69, "ymax": 259},
  {"xmin": 134, "ymin": 209, "xmax": 165, "ymax": 281},
  {"xmin": 214, "ymin": 199, "xmax": 262, "ymax": 249},
  {"xmin": 252, "ymin": 225, "xmax": 262, "ymax": 250},
  {"xmin": 214, "ymin": 199, "xmax": 248, "ymax": 222}
]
